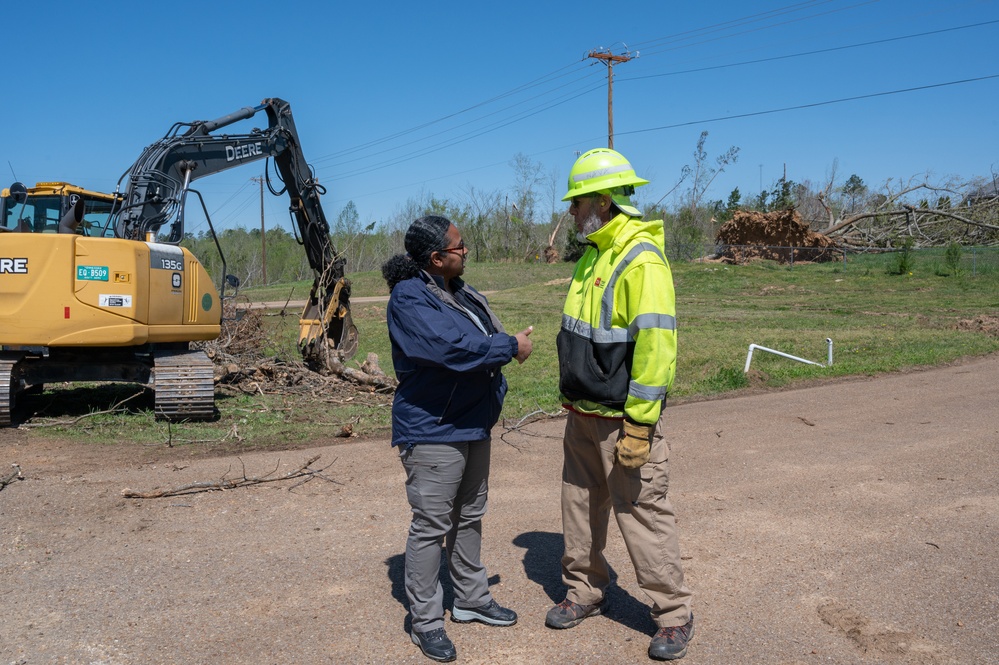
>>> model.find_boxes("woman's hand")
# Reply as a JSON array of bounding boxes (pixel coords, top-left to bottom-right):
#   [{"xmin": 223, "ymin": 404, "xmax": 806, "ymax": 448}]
[{"xmin": 514, "ymin": 326, "xmax": 534, "ymax": 364}]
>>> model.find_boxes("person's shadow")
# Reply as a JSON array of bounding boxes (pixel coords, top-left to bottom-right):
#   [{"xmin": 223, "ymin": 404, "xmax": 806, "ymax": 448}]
[
  {"xmin": 512, "ymin": 530, "xmax": 657, "ymax": 635},
  {"xmin": 386, "ymin": 532, "xmax": 656, "ymax": 636},
  {"xmin": 385, "ymin": 551, "xmax": 500, "ymax": 635}
]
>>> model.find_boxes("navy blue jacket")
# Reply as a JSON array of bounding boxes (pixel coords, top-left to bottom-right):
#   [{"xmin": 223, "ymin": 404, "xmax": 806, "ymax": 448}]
[{"xmin": 386, "ymin": 271, "xmax": 518, "ymax": 447}]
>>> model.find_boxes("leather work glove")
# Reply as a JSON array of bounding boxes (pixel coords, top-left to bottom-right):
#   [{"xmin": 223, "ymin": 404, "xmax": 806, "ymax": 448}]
[{"xmin": 616, "ymin": 420, "xmax": 653, "ymax": 468}]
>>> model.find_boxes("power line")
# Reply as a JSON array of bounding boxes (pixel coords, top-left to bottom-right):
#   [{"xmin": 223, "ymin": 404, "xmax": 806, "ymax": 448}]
[
  {"xmin": 620, "ymin": 20, "xmax": 999, "ymax": 82},
  {"xmin": 311, "ymin": 68, "xmax": 604, "ymax": 171},
  {"xmin": 312, "ymin": 61, "xmax": 592, "ymax": 162},
  {"xmin": 631, "ymin": 0, "xmax": 884, "ymax": 57},
  {"xmin": 333, "ymin": 73, "xmax": 999, "ymax": 209},
  {"xmin": 616, "ymin": 74, "xmax": 999, "ymax": 138},
  {"xmin": 322, "ymin": 81, "xmax": 606, "ymax": 181},
  {"xmin": 312, "ymin": 2, "xmax": 884, "ymax": 175},
  {"xmin": 329, "ymin": 23, "xmax": 991, "ymax": 189},
  {"xmin": 628, "ymin": 0, "xmax": 837, "ymax": 50},
  {"xmin": 306, "ymin": 1, "xmax": 907, "ymax": 190},
  {"xmin": 206, "ymin": 2, "xmax": 987, "ymax": 223}
]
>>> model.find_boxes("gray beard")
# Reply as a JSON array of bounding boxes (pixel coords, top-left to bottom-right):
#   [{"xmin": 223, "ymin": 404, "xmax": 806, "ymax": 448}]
[{"xmin": 575, "ymin": 210, "xmax": 603, "ymax": 243}]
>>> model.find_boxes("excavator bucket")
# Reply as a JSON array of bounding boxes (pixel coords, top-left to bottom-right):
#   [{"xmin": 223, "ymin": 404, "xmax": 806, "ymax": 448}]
[{"xmin": 298, "ymin": 277, "xmax": 359, "ymax": 369}]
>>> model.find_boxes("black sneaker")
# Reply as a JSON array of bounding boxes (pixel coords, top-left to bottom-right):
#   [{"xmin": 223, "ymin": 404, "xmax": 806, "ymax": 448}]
[
  {"xmin": 648, "ymin": 613, "xmax": 695, "ymax": 661},
  {"xmin": 410, "ymin": 627, "xmax": 457, "ymax": 662},
  {"xmin": 544, "ymin": 598, "xmax": 606, "ymax": 629},
  {"xmin": 451, "ymin": 599, "xmax": 518, "ymax": 626}
]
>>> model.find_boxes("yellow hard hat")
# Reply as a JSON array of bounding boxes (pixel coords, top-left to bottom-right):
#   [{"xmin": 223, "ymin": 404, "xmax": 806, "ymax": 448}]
[{"xmin": 562, "ymin": 148, "xmax": 649, "ymax": 216}]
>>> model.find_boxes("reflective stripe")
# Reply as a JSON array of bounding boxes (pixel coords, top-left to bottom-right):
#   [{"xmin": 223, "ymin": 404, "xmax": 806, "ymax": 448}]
[
  {"xmin": 561, "ymin": 314, "xmax": 629, "ymax": 343},
  {"xmin": 629, "ymin": 312, "xmax": 676, "ymax": 337},
  {"xmin": 561, "ymin": 312, "xmax": 586, "ymax": 334},
  {"xmin": 563, "ymin": 236, "xmax": 674, "ymax": 343},
  {"xmin": 629, "ymin": 379, "xmax": 667, "ymax": 401},
  {"xmin": 601, "ymin": 242, "xmax": 668, "ymax": 329},
  {"xmin": 563, "ymin": 313, "xmax": 675, "ymax": 343},
  {"xmin": 573, "ymin": 163, "xmax": 631, "ymax": 183}
]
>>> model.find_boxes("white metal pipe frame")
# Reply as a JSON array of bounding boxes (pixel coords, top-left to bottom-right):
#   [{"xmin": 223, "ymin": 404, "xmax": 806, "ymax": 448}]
[{"xmin": 744, "ymin": 338, "xmax": 833, "ymax": 373}]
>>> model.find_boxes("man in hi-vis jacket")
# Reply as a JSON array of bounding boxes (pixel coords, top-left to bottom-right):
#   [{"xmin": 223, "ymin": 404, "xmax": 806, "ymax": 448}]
[{"xmin": 546, "ymin": 148, "xmax": 694, "ymax": 661}]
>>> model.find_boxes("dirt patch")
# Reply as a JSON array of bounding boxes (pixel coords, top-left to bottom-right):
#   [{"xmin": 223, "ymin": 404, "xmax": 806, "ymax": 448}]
[
  {"xmin": 955, "ymin": 314, "xmax": 999, "ymax": 337},
  {"xmin": 743, "ymin": 368, "xmax": 770, "ymax": 387},
  {"xmin": 817, "ymin": 599, "xmax": 949, "ymax": 663}
]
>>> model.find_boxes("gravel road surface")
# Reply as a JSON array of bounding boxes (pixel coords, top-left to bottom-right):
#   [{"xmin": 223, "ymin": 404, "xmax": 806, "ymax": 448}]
[{"xmin": 2, "ymin": 356, "xmax": 997, "ymax": 664}]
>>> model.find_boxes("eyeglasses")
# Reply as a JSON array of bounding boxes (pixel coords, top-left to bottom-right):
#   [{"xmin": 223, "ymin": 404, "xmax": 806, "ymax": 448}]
[
  {"xmin": 440, "ymin": 240, "xmax": 467, "ymax": 254},
  {"xmin": 570, "ymin": 194, "xmax": 601, "ymax": 207}
]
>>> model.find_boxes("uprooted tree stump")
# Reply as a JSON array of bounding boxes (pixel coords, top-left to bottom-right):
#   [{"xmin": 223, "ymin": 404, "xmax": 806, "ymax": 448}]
[{"xmin": 714, "ymin": 210, "xmax": 842, "ymax": 264}]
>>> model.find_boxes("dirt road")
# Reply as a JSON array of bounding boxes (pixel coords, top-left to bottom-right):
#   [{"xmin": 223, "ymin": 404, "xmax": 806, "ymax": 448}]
[{"xmin": 2, "ymin": 357, "xmax": 997, "ymax": 664}]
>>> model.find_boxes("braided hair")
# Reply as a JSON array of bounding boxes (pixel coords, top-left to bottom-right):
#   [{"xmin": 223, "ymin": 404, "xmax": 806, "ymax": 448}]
[{"xmin": 381, "ymin": 215, "xmax": 452, "ymax": 291}]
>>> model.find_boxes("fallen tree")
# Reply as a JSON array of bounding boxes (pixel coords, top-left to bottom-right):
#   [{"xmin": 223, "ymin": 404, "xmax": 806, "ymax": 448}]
[{"xmin": 816, "ymin": 177, "xmax": 999, "ymax": 248}]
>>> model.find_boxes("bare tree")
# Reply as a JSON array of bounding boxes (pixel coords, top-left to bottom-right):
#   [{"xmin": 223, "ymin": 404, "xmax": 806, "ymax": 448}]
[
  {"xmin": 543, "ymin": 166, "xmax": 569, "ymax": 262},
  {"xmin": 685, "ymin": 131, "xmax": 740, "ymax": 228}
]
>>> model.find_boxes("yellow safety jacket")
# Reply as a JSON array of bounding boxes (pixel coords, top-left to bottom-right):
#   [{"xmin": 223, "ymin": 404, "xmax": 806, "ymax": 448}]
[{"xmin": 557, "ymin": 212, "xmax": 677, "ymax": 425}]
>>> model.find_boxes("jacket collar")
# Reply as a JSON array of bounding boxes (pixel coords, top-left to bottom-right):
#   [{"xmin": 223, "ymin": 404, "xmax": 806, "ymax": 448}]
[
  {"xmin": 421, "ymin": 271, "xmax": 457, "ymax": 305},
  {"xmin": 418, "ymin": 271, "xmax": 505, "ymax": 334},
  {"xmin": 586, "ymin": 212, "xmax": 666, "ymax": 254}
]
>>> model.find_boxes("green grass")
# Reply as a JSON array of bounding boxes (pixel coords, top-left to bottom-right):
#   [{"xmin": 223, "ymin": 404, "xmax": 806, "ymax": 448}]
[
  {"xmin": 237, "ymin": 261, "xmax": 578, "ymax": 302},
  {"xmin": 674, "ymin": 260, "xmax": 999, "ymax": 393},
  {"xmin": 18, "ymin": 258, "xmax": 999, "ymax": 448}
]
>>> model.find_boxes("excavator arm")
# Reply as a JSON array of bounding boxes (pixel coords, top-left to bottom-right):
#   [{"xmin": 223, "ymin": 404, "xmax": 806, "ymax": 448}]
[{"xmin": 111, "ymin": 98, "xmax": 357, "ymax": 363}]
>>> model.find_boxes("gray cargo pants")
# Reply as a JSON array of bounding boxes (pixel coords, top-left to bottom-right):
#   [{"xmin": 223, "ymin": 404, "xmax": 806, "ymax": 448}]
[{"xmin": 400, "ymin": 440, "xmax": 493, "ymax": 632}]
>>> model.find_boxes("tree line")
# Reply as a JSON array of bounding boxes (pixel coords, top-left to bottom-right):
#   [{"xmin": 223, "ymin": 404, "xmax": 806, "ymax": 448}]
[{"xmin": 182, "ymin": 137, "xmax": 999, "ymax": 288}]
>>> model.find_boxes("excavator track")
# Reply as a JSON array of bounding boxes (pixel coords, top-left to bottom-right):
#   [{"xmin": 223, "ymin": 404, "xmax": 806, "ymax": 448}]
[
  {"xmin": 0, "ymin": 357, "xmax": 18, "ymax": 427},
  {"xmin": 152, "ymin": 349, "xmax": 215, "ymax": 421}
]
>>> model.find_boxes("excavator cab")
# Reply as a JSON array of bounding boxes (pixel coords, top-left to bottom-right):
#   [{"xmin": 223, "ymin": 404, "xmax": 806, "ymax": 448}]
[{"xmin": 1, "ymin": 182, "xmax": 119, "ymax": 236}]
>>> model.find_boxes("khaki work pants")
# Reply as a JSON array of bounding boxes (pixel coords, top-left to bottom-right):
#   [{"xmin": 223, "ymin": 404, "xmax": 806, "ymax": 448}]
[{"xmin": 560, "ymin": 410, "xmax": 693, "ymax": 627}]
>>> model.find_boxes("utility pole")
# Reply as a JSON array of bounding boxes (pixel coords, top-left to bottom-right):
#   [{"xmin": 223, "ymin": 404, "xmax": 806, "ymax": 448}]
[
  {"xmin": 250, "ymin": 176, "xmax": 267, "ymax": 285},
  {"xmin": 587, "ymin": 49, "xmax": 635, "ymax": 149}
]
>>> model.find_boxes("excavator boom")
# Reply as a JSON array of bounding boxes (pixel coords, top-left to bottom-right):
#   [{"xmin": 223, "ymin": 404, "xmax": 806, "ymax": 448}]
[{"xmin": 112, "ymin": 97, "xmax": 357, "ymax": 361}]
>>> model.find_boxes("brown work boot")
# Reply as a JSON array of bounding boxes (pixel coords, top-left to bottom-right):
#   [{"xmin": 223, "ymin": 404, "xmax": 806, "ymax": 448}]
[
  {"xmin": 648, "ymin": 613, "xmax": 695, "ymax": 660},
  {"xmin": 544, "ymin": 598, "xmax": 606, "ymax": 629}
]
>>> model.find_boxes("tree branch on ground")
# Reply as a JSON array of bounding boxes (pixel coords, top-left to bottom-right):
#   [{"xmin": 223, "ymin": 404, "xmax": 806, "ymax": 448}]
[
  {"xmin": 163, "ymin": 423, "xmax": 245, "ymax": 448},
  {"xmin": 20, "ymin": 391, "xmax": 145, "ymax": 428},
  {"xmin": 498, "ymin": 407, "xmax": 565, "ymax": 448},
  {"xmin": 121, "ymin": 455, "xmax": 340, "ymax": 498},
  {"xmin": 1, "ymin": 464, "xmax": 23, "ymax": 492}
]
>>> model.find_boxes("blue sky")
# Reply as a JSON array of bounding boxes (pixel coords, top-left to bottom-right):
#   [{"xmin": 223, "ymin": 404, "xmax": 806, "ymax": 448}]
[{"xmin": 4, "ymin": 0, "xmax": 997, "ymax": 234}]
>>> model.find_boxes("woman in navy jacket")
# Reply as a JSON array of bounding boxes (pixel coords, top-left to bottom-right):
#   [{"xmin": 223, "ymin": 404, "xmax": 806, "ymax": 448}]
[{"xmin": 382, "ymin": 215, "xmax": 533, "ymax": 662}]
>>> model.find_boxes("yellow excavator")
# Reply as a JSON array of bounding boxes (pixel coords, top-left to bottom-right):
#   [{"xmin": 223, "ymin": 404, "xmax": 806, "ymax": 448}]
[{"xmin": 0, "ymin": 98, "xmax": 356, "ymax": 426}]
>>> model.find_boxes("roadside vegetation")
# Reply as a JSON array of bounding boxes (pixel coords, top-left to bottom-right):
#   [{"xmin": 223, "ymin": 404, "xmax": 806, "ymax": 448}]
[
  {"xmin": 12, "ymin": 135, "xmax": 999, "ymax": 450},
  {"xmin": 16, "ymin": 255, "xmax": 999, "ymax": 450}
]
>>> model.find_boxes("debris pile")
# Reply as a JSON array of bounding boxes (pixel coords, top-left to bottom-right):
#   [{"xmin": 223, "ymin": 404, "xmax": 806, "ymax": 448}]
[
  {"xmin": 198, "ymin": 300, "xmax": 397, "ymax": 397},
  {"xmin": 714, "ymin": 210, "xmax": 841, "ymax": 264}
]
